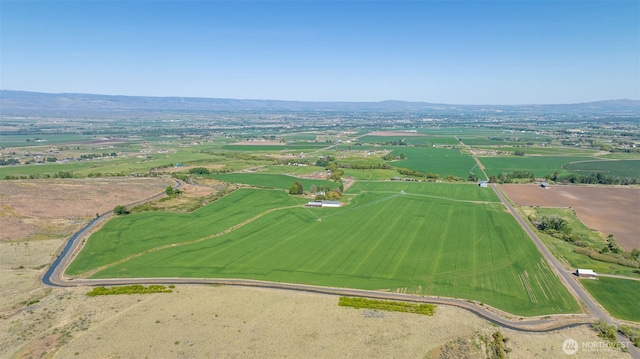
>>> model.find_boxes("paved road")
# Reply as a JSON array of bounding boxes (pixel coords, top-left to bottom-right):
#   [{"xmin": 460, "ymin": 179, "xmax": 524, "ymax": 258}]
[{"xmin": 42, "ymin": 179, "xmax": 638, "ymax": 357}]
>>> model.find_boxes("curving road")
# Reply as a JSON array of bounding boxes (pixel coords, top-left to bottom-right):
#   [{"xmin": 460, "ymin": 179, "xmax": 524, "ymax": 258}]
[{"xmin": 42, "ymin": 179, "xmax": 639, "ymax": 356}]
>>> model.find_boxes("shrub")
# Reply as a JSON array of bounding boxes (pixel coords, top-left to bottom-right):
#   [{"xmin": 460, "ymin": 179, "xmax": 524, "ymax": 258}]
[
  {"xmin": 592, "ymin": 319, "xmax": 617, "ymax": 343},
  {"xmin": 86, "ymin": 285, "xmax": 172, "ymax": 296},
  {"xmin": 619, "ymin": 325, "xmax": 640, "ymax": 348},
  {"xmin": 188, "ymin": 167, "xmax": 210, "ymax": 175},
  {"xmin": 113, "ymin": 205, "xmax": 129, "ymax": 215},
  {"xmin": 338, "ymin": 297, "xmax": 436, "ymax": 316}
]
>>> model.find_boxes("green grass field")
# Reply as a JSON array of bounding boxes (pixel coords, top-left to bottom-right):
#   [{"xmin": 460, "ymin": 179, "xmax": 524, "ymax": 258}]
[
  {"xmin": 388, "ymin": 147, "xmax": 478, "ymax": 178},
  {"xmin": 211, "ymin": 173, "xmax": 337, "ymax": 191},
  {"xmin": 69, "ymin": 182, "xmax": 579, "ymax": 316},
  {"xmin": 66, "ymin": 189, "xmax": 301, "ymax": 275},
  {"xmin": 563, "ymin": 159, "xmax": 640, "ymax": 178},
  {"xmin": 580, "ymin": 277, "xmax": 640, "ymax": 322},
  {"xmin": 346, "ymin": 181, "xmax": 500, "ymax": 202},
  {"xmin": 0, "ymin": 134, "xmax": 95, "ymax": 147},
  {"xmin": 479, "ymin": 156, "xmax": 597, "ymax": 177},
  {"xmin": 473, "ymin": 146, "xmax": 598, "ymax": 157},
  {"xmin": 357, "ymin": 135, "xmax": 458, "ymax": 146},
  {"xmin": 342, "ymin": 168, "xmax": 401, "ymax": 180},
  {"xmin": 221, "ymin": 144, "xmax": 327, "ymax": 152}
]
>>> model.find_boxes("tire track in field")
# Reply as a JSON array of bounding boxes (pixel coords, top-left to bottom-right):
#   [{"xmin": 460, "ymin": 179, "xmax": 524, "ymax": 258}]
[{"xmin": 75, "ymin": 204, "xmax": 302, "ymax": 278}]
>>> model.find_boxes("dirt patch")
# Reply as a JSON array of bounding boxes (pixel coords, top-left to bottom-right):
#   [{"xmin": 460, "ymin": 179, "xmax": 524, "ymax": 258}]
[
  {"xmin": 0, "ymin": 177, "xmax": 175, "ymax": 241},
  {"xmin": 0, "ymin": 285, "xmax": 626, "ymax": 359},
  {"xmin": 501, "ymin": 184, "xmax": 640, "ymax": 251},
  {"xmin": 368, "ymin": 131, "xmax": 425, "ymax": 137},
  {"xmin": 161, "ymin": 164, "xmax": 225, "ymax": 173},
  {"xmin": 49, "ymin": 286, "xmax": 482, "ymax": 358},
  {"xmin": 150, "ymin": 183, "xmax": 219, "ymax": 211}
]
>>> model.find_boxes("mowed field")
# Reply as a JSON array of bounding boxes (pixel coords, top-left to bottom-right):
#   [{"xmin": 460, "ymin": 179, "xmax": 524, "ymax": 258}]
[
  {"xmin": 210, "ymin": 173, "xmax": 336, "ymax": 191},
  {"xmin": 388, "ymin": 147, "xmax": 478, "ymax": 178},
  {"xmin": 563, "ymin": 159, "xmax": 640, "ymax": 178},
  {"xmin": 500, "ymin": 184, "xmax": 640, "ymax": 251},
  {"xmin": 479, "ymin": 156, "xmax": 597, "ymax": 177},
  {"xmin": 69, "ymin": 182, "xmax": 579, "ymax": 316},
  {"xmin": 580, "ymin": 277, "xmax": 640, "ymax": 322}
]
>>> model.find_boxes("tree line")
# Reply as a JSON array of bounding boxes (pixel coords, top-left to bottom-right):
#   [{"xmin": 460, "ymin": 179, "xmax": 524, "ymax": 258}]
[{"xmin": 548, "ymin": 171, "xmax": 640, "ymax": 185}]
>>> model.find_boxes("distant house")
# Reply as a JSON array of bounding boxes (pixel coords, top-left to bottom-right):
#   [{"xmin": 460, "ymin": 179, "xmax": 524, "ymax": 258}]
[
  {"xmin": 575, "ymin": 269, "xmax": 598, "ymax": 279},
  {"xmin": 478, "ymin": 181, "xmax": 488, "ymax": 187}
]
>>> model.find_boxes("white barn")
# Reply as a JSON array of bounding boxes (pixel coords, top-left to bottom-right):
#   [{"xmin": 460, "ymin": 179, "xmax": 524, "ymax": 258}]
[
  {"xmin": 575, "ymin": 269, "xmax": 598, "ymax": 279},
  {"xmin": 321, "ymin": 201, "xmax": 341, "ymax": 208}
]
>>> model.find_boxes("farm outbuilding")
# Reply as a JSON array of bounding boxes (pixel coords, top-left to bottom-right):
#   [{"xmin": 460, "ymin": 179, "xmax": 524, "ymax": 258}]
[
  {"xmin": 478, "ymin": 181, "xmax": 488, "ymax": 187},
  {"xmin": 305, "ymin": 201, "xmax": 340, "ymax": 208},
  {"xmin": 540, "ymin": 182, "xmax": 549, "ymax": 188},
  {"xmin": 321, "ymin": 201, "xmax": 341, "ymax": 208},
  {"xmin": 575, "ymin": 269, "xmax": 598, "ymax": 279}
]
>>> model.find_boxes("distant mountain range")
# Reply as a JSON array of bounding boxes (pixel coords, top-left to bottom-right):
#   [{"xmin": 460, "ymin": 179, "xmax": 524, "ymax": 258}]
[{"xmin": 1, "ymin": 90, "xmax": 638, "ymax": 116}]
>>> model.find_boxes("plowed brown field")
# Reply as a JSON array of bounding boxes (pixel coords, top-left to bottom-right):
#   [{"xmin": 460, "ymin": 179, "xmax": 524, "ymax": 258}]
[{"xmin": 500, "ymin": 184, "xmax": 640, "ymax": 251}]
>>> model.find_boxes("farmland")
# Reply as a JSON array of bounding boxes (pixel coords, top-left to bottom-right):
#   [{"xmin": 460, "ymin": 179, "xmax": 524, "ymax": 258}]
[
  {"xmin": 210, "ymin": 172, "xmax": 336, "ymax": 191},
  {"xmin": 479, "ymin": 156, "xmax": 599, "ymax": 178},
  {"xmin": 387, "ymin": 147, "xmax": 478, "ymax": 178},
  {"xmin": 65, "ymin": 189, "xmax": 301, "ymax": 275},
  {"xmin": 580, "ymin": 277, "xmax": 640, "ymax": 322},
  {"xmin": 500, "ymin": 184, "xmax": 639, "ymax": 252},
  {"xmin": 2, "ymin": 96, "xmax": 640, "ymax": 357},
  {"xmin": 563, "ymin": 159, "xmax": 640, "ymax": 178},
  {"xmin": 70, "ymin": 182, "xmax": 579, "ymax": 316},
  {"xmin": 358, "ymin": 134, "xmax": 459, "ymax": 146}
]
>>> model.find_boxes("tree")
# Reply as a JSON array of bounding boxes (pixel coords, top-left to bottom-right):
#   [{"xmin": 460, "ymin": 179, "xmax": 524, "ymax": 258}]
[
  {"xmin": 188, "ymin": 167, "xmax": 210, "ymax": 175},
  {"xmin": 113, "ymin": 205, "xmax": 129, "ymax": 215},
  {"xmin": 309, "ymin": 184, "xmax": 317, "ymax": 193},
  {"xmin": 606, "ymin": 235, "xmax": 623, "ymax": 254},
  {"xmin": 631, "ymin": 248, "xmax": 640, "ymax": 261},
  {"xmin": 289, "ymin": 182, "xmax": 303, "ymax": 195},
  {"xmin": 325, "ymin": 190, "xmax": 341, "ymax": 200}
]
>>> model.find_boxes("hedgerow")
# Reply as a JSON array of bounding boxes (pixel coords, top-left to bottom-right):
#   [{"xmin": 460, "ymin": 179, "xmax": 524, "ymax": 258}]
[
  {"xmin": 86, "ymin": 284, "xmax": 172, "ymax": 296},
  {"xmin": 338, "ymin": 297, "xmax": 436, "ymax": 316}
]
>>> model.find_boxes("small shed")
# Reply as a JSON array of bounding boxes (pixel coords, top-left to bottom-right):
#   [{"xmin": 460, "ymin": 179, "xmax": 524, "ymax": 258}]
[
  {"xmin": 478, "ymin": 181, "xmax": 488, "ymax": 188},
  {"xmin": 575, "ymin": 269, "xmax": 598, "ymax": 279},
  {"xmin": 540, "ymin": 182, "xmax": 549, "ymax": 188}
]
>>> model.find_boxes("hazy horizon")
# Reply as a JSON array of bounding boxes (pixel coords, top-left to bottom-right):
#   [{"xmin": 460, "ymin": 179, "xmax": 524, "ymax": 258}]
[{"xmin": 3, "ymin": 88, "xmax": 640, "ymax": 107}]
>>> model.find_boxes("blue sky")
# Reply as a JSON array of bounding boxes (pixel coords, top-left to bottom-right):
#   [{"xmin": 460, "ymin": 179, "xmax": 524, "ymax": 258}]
[{"xmin": 1, "ymin": 1, "xmax": 638, "ymax": 104}]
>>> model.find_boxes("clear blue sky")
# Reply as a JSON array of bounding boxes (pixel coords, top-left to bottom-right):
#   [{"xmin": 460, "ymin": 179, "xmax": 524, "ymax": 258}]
[{"xmin": 1, "ymin": 1, "xmax": 638, "ymax": 104}]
